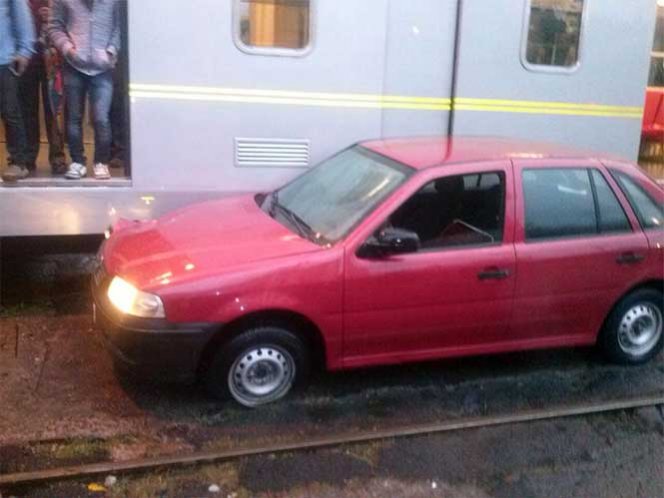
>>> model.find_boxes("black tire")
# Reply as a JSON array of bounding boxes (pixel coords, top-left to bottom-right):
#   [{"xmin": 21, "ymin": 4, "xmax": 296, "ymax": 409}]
[
  {"xmin": 600, "ymin": 288, "xmax": 663, "ymax": 365},
  {"xmin": 205, "ymin": 325, "xmax": 310, "ymax": 407}
]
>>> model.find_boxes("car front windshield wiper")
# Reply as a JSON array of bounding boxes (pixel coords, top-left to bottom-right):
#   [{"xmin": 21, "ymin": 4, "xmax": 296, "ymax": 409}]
[{"xmin": 269, "ymin": 192, "xmax": 328, "ymax": 245}]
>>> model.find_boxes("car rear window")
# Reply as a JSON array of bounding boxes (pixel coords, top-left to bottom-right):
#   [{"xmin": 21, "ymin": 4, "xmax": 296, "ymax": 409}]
[
  {"xmin": 590, "ymin": 170, "xmax": 631, "ymax": 234},
  {"xmin": 609, "ymin": 170, "xmax": 664, "ymax": 230},
  {"xmin": 523, "ymin": 168, "xmax": 597, "ymax": 240}
]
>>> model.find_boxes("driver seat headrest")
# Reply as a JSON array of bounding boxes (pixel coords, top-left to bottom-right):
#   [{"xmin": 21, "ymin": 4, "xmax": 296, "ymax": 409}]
[{"xmin": 434, "ymin": 176, "xmax": 465, "ymax": 197}]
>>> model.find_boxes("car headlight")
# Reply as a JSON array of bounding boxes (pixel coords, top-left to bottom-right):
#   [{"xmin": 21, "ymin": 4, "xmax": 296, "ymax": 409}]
[{"xmin": 107, "ymin": 276, "xmax": 165, "ymax": 318}]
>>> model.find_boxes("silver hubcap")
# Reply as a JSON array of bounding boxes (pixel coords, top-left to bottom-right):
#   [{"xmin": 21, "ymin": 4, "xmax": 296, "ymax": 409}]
[
  {"xmin": 617, "ymin": 303, "xmax": 662, "ymax": 356},
  {"xmin": 228, "ymin": 346, "xmax": 295, "ymax": 407}
]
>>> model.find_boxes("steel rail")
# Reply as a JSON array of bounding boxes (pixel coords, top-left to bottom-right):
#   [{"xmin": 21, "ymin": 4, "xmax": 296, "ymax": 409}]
[{"xmin": 1, "ymin": 394, "xmax": 662, "ymax": 489}]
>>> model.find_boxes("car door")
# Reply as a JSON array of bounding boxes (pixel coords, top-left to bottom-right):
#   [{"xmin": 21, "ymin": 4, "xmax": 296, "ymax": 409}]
[
  {"xmin": 604, "ymin": 161, "xmax": 664, "ymax": 270},
  {"xmin": 342, "ymin": 161, "xmax": 516, "ymax": 368},
  {"xmin": 511, "ymin": 160, "xmax": 652, "ymax": 346}
]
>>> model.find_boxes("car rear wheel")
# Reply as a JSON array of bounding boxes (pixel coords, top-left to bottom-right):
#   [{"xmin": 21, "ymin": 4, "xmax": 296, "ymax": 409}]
[
  {"xmin": 600, "ymin": 288, "xmax": 663, "ymax": 365},
  {"xmin": 205, "ymin": 325, "xmax": 309, "ymax": 407}
]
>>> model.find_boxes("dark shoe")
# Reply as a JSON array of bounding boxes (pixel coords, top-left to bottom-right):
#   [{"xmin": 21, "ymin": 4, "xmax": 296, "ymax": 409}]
[
  {"xmin": 109, "ymin": 157, "xmax": 125, "ymax": 170},
  {"xmin": 50, "ymin": 155, "xmax": 67, "ymax": 166},
  {"xmin": 51, "ymin": 161, "xmax": 68, "ymax": 175},
  {"xmin": 2, "ymin": 165, "xmax": 30, "ymax": 182}
]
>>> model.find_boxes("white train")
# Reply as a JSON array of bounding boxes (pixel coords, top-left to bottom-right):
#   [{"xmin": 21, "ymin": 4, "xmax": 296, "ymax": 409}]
[{"xmin": 0, "ymin": 0, "xmax": 660, "ymax": 237}]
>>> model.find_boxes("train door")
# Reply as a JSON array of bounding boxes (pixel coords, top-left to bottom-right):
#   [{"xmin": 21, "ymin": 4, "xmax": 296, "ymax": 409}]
[{"xmin": 0, "ymin": 0, "xmax": 130, "ymax": 186}]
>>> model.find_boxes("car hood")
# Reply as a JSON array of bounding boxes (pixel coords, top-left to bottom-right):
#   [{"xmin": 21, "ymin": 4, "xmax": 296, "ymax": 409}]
[{"xmin": 103, "ymin": 194, "xmax": 323, "ymax": 290}]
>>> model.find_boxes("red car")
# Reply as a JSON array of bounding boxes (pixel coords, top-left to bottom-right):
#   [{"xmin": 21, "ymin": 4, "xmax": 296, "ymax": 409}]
[{"xmin": 93, "ymin": 137, "xmax": 664, "ymax": 407}]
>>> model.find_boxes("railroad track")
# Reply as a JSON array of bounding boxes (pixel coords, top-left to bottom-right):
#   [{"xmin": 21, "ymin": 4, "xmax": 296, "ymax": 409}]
[{"xmin": 1, "ymin": 394, "xmax": 662, "ymax": 490}]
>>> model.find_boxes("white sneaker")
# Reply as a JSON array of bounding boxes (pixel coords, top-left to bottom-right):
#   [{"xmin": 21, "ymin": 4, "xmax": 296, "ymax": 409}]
[
  {"xmin": 93, "ymin": 163, "xmax": 111, "ymax": 180},
  {"xmin": 65, "ymin": 162, "xmax": 87, "ymax": 179}
]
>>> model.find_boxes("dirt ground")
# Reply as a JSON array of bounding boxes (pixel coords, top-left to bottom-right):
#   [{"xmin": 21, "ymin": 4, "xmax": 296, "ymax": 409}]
[
  {"xmin": 9, "ymin": 408, "xmax": 664, "ymax": 498},
  {"xmin": 0, "ymin": 311, "xmax": 663, "ymax": 497}
]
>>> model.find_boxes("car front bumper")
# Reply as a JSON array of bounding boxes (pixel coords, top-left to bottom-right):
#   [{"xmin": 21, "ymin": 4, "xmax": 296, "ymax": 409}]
[{"xmin": 91, "ymin": 265, "xmax": 217, "ymax": 382}]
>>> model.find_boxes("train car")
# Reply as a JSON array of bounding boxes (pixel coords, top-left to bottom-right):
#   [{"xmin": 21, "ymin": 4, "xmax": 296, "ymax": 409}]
[
  {"xmin": 641, "ymin": 3, "xmax": 664, "ymax": 171},
  {"xmin": 0, "ymin": 0, "xmax": 659, "ymax": 238}
]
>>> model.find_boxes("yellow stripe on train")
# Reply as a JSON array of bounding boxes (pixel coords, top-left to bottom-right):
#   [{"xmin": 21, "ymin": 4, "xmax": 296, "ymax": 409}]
[{"xmin": 129, "ymin": 84, "xmax": 643, "ymax": 118}]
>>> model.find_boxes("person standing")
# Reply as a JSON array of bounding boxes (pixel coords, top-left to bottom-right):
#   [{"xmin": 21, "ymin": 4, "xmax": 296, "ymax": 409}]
[
  {"xmin": 0, "ymin": 0, "xmax": 36, "ymax": 182},
  {"xmin": 49, "ymin": 0, "xmax": 121, "ymax": 180},
  {"xmin": 108, "ymin": 0, "xmax": 127, "ymax": 173},
  {"xmin": 19, "ymin": 0, "xmax": 67, "ymax": 175}
]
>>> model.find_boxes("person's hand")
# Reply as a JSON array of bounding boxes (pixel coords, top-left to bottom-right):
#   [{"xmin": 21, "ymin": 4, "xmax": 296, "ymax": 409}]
[
  {"xmin": 11, "ymin": 56, "xmax": 30, "ymax": 76},
  {"xmin": 66, "ymin": 47, "xmax": 83, "ymax": 65},
  {"xmin": 90, "ymin": 49, "xmax": 109, "ymax": 69},
  {"xmin": 107, "ymin": 50, "xmax": 118, "ymax": 66}
]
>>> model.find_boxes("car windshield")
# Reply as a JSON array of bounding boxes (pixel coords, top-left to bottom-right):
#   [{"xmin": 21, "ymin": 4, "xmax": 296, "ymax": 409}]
[{"xmin": 262, "ymin": 146, "xmax": 413, "ymax": 245}]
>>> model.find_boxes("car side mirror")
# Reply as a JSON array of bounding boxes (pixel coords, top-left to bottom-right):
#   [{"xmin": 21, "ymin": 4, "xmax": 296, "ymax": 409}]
[{"xmin": 358, "ymin": 227, "xmax": 421, "ymax": 258}]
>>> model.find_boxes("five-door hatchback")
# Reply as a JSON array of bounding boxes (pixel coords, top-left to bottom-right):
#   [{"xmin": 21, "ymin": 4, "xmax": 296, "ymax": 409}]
[{"xmin": 93, "ymin": 137, "xmax": 664, "ymax": 407}]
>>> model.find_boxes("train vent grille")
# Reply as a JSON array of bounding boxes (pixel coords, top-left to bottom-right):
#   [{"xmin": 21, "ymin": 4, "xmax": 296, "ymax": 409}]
[{"xmin": 235, "ymin": 138, "xmax": 310, "ymax": 168}]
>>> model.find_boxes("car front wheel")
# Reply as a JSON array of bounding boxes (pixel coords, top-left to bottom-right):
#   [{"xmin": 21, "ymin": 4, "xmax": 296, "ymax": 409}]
[
  {"xmin": 600, "ymin": 288, "xmax": 663, "ymax": 365},
  {"xmin": 205, "ymin": 325, "xmax": 309, "ymax": 407}
]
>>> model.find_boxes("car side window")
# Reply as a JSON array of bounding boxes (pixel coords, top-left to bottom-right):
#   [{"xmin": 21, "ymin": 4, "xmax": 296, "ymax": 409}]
[
  {"xmin": 388, "ymin": 172, "xmax": 505, "ymax": 250},
  {"xmin": 523, "ymin": 168, "xmax": 596, "ymax": 240},
  {"xmin": 610, "ymin": 171, "xmax": 664, "ymax": 230},
  {"xmin": 590, "ymin": 170, "xmax": 631, "ymax": 234}
]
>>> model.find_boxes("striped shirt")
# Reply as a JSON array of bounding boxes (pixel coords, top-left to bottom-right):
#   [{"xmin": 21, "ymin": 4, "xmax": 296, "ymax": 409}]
[{"xmin": 49, "ymin": 0, "xmax": 121, "ymax": 76}]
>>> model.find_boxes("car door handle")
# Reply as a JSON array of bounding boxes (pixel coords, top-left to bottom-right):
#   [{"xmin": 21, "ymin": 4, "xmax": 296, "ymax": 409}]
[
  {"xmin": 478, "ymin": 268, "xmax": 511, "ymax": 280},
  {"xmin": 616, "ymin": 252, "xmax": 645, "ymax": 265}
]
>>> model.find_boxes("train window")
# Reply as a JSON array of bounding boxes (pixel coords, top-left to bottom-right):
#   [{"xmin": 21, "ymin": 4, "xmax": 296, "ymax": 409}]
[
  {"xmin": 235, "ymin": 0, "xmax": 312, "ymax": 55},
  {"xmin": 1, "ymin": 0, "xmax": 130, "ymax": 186},
  {"xmin": 523, "ymin": 0, "xmax": 585, "ymax": 71},
  {"xmin": 648, "ymin": 8, "xmax": 664, "ymax": 87},
  {"xmin": 649, "ymin": 56, "xmax": 664, "ymax": 88}
]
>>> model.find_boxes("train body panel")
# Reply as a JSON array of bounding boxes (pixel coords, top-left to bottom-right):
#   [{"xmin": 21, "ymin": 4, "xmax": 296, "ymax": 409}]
[
  {"xmin": 454, "ymin": 0, "xmax": 656, "ymax": 159},
  {"xmin": 0, "ymin": 0, "xmax": 658, "ymax": 236}
]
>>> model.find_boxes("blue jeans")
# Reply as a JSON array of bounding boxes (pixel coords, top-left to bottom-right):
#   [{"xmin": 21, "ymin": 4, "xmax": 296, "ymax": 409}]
[
  {"xmin": 19, "ymin": 59, "xmax": 66, "ymax": 169},
  {"xmin": 0, "ymin": 66, "xmax": 29, "ymax": 166},
  {"xmin": 64, "ymin": 64, "xmax": 114, "ymax": 164}
]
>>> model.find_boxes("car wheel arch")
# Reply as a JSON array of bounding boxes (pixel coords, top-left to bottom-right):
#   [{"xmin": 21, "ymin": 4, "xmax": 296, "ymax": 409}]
[
  {"xmin": 596, "ymin": 279, "xmax": 664, "ymax": 342},
  {"xmin": 196, "ymin": 309, "xmax": 328, "ymax": 379}
]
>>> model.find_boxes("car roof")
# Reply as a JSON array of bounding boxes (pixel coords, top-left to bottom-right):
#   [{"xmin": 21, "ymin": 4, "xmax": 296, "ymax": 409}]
[{"xmin": 360, "ymin": 136, "xmax": 617, "ymax": 170}]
